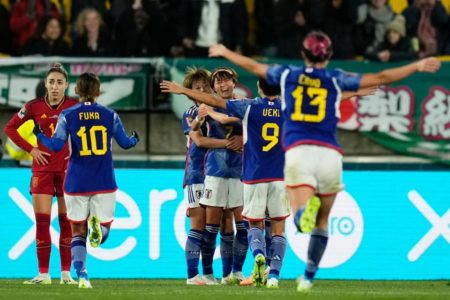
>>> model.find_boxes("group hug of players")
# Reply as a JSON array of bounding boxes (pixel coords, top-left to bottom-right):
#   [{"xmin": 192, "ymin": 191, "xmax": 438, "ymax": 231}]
[{"xmin": 160, "ymin": 31, "xmax": 440, "ymax": 292}]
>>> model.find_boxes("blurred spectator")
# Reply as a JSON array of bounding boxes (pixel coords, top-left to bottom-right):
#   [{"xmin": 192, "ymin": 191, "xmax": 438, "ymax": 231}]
[
  {"xmin": 0, "ymin": 3, "xmax": 13, "ymax": 55},
  {"xmin": 10, "ymin": 0, "xmax": 61, "ymax": 53},
  {"xmin": 313, "ymin": 0, "xmax": 358, "ymax": 59},
  {"xmin": 71, "ymin": 0, "xmax": 111, "ymax": 27},
  {"xmin": 177, "ymin": 0, "xmax": 247, "ymax": 57},
  {"xmin": 356, "ymin": 0, "xmax": 394, "ymax": 55},
  {"xmin": 21, "ymin": 16, "xmax": 70, "ymax": 56},
  {"xmin": 366, "ymin": 14, "xmax": 417, "ymax": 61},
  {"xmin": 114, "ymin": 0, "xmax": 163, "ymax": 57},
  {"xmin": 72, "ymin": 7, "xmax": 115, "ymax": 57},
  {"xmin": 274, "ymin": 0, "xmax": 312, "ymax": 58},
  {"xmin": 158, "ymin": 0, "xmax": 183, "ymax": 56}
]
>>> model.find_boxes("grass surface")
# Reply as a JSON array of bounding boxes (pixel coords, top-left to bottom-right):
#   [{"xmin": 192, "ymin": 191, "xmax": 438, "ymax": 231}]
[{"xmin": 0, "ymin": 279, "xmax": 448, "ymax": 300}]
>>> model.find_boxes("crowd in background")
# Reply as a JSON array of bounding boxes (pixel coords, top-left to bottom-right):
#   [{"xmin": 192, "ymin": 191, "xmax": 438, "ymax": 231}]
[{"xmin": 1, "ymin": 0, "xmax": 450, "ymax": 62}]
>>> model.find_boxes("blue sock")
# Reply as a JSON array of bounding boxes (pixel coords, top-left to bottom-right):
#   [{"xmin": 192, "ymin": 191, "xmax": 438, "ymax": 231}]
[
  {"xmin": 202, "ymin": 224, "xmax": 219, "ymax": 275},
  {"xmin": 248, "ymin": 227, "xmax": 265, "ymax": 257},
  {"xmin": 100, "ymin": 225, "xmax": 110, "ymax": 244},
  {"xmin": 268, "ymin": 235, "xmax": 287, "ymax": 280},
  {"xmin": 305, "ymin": 229, "xmax": 329, "ymax": 281},
  {"xmin": 264, "ymin": 218, "xmax": 272, "ymax": 267},
  {"xmin": 220, "ymin": 232, "xmax": 234, "ymax": 277},
  {"xmin": 293, "ymin": 207, "xmax": 305, "ymax": 231},
  {"xmin": 71, "ymin": 235, "xmax": 87, "ymax": 278},
  {"xmin": 232, "ymin": 221, "xmax": 248, "ymax": 272},
  {"xmin": 186, "ymin": 229, "xmax": 203, "ymax": 279}
]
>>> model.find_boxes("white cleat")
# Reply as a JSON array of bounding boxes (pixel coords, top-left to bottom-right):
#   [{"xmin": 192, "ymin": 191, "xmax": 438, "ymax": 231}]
[
  {"xmin": 60, "ymin": 271, "xmax": 77, "ymax": 285},
  {"xmin": 266, "ymin": 277, "xmax": 279, "ymax": 289},
  {"xmin": 23, "ymin": 273, "xmax": 51, "ymax": 285},
  {"xmin": 78, "ymin": 277, "xmax": 92, "ymax": 289},
  {"xmin": 202, "ymin": 274, "xmax": 219, "ymax": 285},
  {"xmin": 296, "ymin": 276, "xmax": 313, "ymax": 293},
  {"xmin": 229, "ymin": 271, "xmax": 245, "ymax": 285},
  {"xmin": 186, "ymin": 274, "xmax": 206, "ymax": 286}
]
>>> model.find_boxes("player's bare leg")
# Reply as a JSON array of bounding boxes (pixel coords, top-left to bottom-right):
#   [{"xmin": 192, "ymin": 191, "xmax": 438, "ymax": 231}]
[
  {"xmin": 56, "ymin": 196, "xmax": 76, "ymax": 284},
  {"xmin": 23, "ymin": 194, "xmax": 53, "ymax": 285},
  {"xmin": 298, "ymin": 195, "xmax": 335, "ymax": 293}
]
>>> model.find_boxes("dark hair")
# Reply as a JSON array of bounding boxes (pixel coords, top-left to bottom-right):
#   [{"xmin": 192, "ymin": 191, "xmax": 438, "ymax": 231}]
[
  {"xmin": 35, "ymin": 80, "xmax": 46, "ymax": 98},
  {"xmin": 210, "ymin": 67, "xmax": 238, "ymax": 87},
  {"xmin": 302, "ymin": 31, "xmax": 333, "ymax": 63},
  {"xmin": 47, "ymin": 63, "xmax": 68, "ymax": 81},
  {"xmin": 258, "ymin": 78, "xmax": 280, "ymax": 97},
  {"xmin": 37, "ymin": 16, "xmax": 65, "ymax": 41},
  {"xmin": 76, "ymin": 72, "xmax": 100, "ymax": 101}
]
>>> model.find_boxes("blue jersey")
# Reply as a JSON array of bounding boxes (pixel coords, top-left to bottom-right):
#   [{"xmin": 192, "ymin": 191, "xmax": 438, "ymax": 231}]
[
  {"xmin": 226, "ymin": 97, "xmax": 284, "ymax": 183},
  {"xmin": 204, "ymin": 108, "xmax": 242, "ymax": 178},
  {"xmin": 182, "ymin": 105, "xmax": 207, "ymax": 186},
  {"xmin": 38, "ymin": 102, "xmax": 138, "ymax": 194},
  {"xmin": 267, "ymin": 65, "xmax": 361, "ymax": 152}
]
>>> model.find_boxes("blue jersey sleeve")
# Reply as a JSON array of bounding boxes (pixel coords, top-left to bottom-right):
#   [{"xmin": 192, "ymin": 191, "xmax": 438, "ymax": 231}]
[
  {"xmin": 113, "ymin": 113, "xmax": 138, "ymax": 149},
  {"xmin": 266, "ymin": 65, "xmax": 289, "ymax": 86},
  {"xmin": 37, "ymin": 114, "xmax": 67, "ymax": 151},
  {"xmin": 226, "ymin": 99, "xmax": 252, "ymax": 119},
  {"xmin": 334, "ymin": 69, "xmax": 361, "ymax": 91}
]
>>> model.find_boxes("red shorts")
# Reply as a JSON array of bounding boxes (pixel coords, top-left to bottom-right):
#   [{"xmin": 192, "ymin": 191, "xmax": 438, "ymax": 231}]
[{"xmin": 30, "ymin": 171, "xmax": 65, "ymax": 197}]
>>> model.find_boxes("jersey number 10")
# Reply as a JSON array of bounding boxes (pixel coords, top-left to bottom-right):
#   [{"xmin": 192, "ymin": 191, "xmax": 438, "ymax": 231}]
[{"xmin": 76, "ymin": 125, "xmax": 108, "ymax": 156}]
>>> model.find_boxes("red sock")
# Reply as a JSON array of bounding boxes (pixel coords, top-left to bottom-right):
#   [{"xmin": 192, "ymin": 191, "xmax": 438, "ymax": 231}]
[
  {"xmin": 35, "ymin": 213, "xmax": 51, "ymax": 274},
  {"xmin": 59, "ymin": 213, "xmax": 72, "ymax": 272}
]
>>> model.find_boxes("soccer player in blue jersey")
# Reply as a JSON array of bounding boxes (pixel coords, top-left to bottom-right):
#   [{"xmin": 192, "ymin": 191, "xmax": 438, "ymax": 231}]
[
  {"xmin": 207, "ymin": 31, "xmax": 440, "ymax": 292},
  {"xmin": 35, "ymin": 72, "xmax": 139, "ymax": 289},
  {"xmin": 161, "ymin": 78, "xmax": 290, "ymax": 289},
  {"xmin": 181, "ymin": 67, "xmax": 240, "ymax": 285}
]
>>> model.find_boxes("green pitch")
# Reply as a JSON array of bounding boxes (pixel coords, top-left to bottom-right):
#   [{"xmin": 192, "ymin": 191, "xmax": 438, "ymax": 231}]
[{"xmin": 0, "ymin": 279, "xmax": 448, "ymax": 300}]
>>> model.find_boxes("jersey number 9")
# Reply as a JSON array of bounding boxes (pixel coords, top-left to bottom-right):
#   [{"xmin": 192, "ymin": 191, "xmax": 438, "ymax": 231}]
[
  {"xmin": 261, "ymin": 122, "xmax": 279, "ymax": 152},
  {"xmin": 77, "ymin": 125, "xmax": 108, "ymax": 156},
  {"xmin": 291, "ymin": 86, "xmax": 328, "ymax": 122}
]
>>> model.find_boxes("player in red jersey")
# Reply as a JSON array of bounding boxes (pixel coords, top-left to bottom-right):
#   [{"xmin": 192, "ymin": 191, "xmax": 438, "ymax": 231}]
[{"xmin": 3, "ymin": 63, "xmax": 78, "ymax": 285}]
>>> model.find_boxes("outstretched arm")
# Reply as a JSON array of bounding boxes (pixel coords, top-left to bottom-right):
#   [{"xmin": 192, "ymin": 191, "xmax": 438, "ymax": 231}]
[
  {"xmin": 160, "ymin": 81, "xmax": 227, "ymax": 109},
  {"xmin": 341, "ymin": 86, "xmax": 378, "ymax": 99},
  {"xmin": 113, "ymin": 114, "xmax": 139, "ymax": 149},
  {"xmin": 359, "ymin": 57, "xmax": 440, "ymax": 88},
  {"xmin": 199, "ymin": 104, "xmax": 240, "ymax": 124},
  {"xmin": 189, "ymin": 131, "xmax": 227, "ymax": 149},
  {"xmin": 209, "ymin": 44, "xmax": 269, "ymax": 79}
]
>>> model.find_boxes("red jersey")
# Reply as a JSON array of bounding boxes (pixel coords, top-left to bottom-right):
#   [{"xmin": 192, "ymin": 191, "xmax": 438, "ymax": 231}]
[{"xmin": 4, "ymin": 96, "xmax": 78, "ymax": 172}]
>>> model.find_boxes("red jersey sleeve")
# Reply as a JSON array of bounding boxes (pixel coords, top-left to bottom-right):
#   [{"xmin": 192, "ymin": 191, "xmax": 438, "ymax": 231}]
[{"xmin": 3, "ymin": 103, "xmax": 35, "ymax": 153}]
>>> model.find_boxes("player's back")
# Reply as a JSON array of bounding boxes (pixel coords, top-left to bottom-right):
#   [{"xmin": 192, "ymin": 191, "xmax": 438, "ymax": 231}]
[
  {"xmin": 277, "ymin": 65, "xmax": 359, "ymax": 152},
  {"xmin": 241, "ymin": 97, "xmax": 284, "ymax": 183},
  {"xmin": 62, "ymin": 102, "xmax": 117, "ymax": 194},
  {"xmin": 205, "ymin": 109, "xmax": 242, "ymax": 178}
]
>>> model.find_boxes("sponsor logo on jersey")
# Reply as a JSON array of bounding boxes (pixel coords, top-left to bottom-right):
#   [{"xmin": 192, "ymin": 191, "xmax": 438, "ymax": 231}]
[{"xmin": 40, "ymin": 113, "xmax": 47, "ymax": 119}]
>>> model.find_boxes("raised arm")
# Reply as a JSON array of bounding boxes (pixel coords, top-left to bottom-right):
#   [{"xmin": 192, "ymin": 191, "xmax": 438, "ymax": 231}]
[
  {"xmin": 208, "ymin": 44, "xmax": 269, "ymax": 79},
  {"xmin": 341, "ymin": 86, "xmax": 378, "ymax": 99},
  {"xmin": 359, "ymin": 57, "xmax": 440, "ymax": 88},
  {"xmin": 160, "ymin": 81, "xmax": 227, "ymax": 109}
]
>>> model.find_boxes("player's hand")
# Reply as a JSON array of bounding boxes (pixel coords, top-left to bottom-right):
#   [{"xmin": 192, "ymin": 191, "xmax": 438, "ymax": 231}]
[
  {"xmin": 131, "ymin": 131, "xmax": 140, "ymax": 143},
  {"xmin": 32, "ymin": 123, "xmax": 43, "ymax": 136},
  {"xmin": 30, "ymin": 147, "xmax": 50, "ymax": 165},
  {"xmin": 209, "ymin": 44, "xmax": 228, "ymax": 58},
  {"xmin": 198, "ymin": 104, "xmax": 211, "ymax": 118},
  {"xmin": 417, "ymin": 57, "xmax": 441, "ymax": 73},
  {"xmin": 226, "ymin": 135, "xmax": 243, "ymax": 152},
  {"xmin": 356, "ymin": 86, "xmax": 379, "ymax": 97},
  {"xmin": 160, "ymin": 81, "xmax": 183, "ymax": 94}
]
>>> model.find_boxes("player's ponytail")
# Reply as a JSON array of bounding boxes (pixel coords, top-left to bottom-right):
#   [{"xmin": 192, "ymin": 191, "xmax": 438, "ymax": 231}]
[
  {"xmin": 47, "ymin": 63, "xmax": 68, "ymax": 81},
  {"xmin": 75, "ymin": 72, "xmax": 100, "ymax": 102}
]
